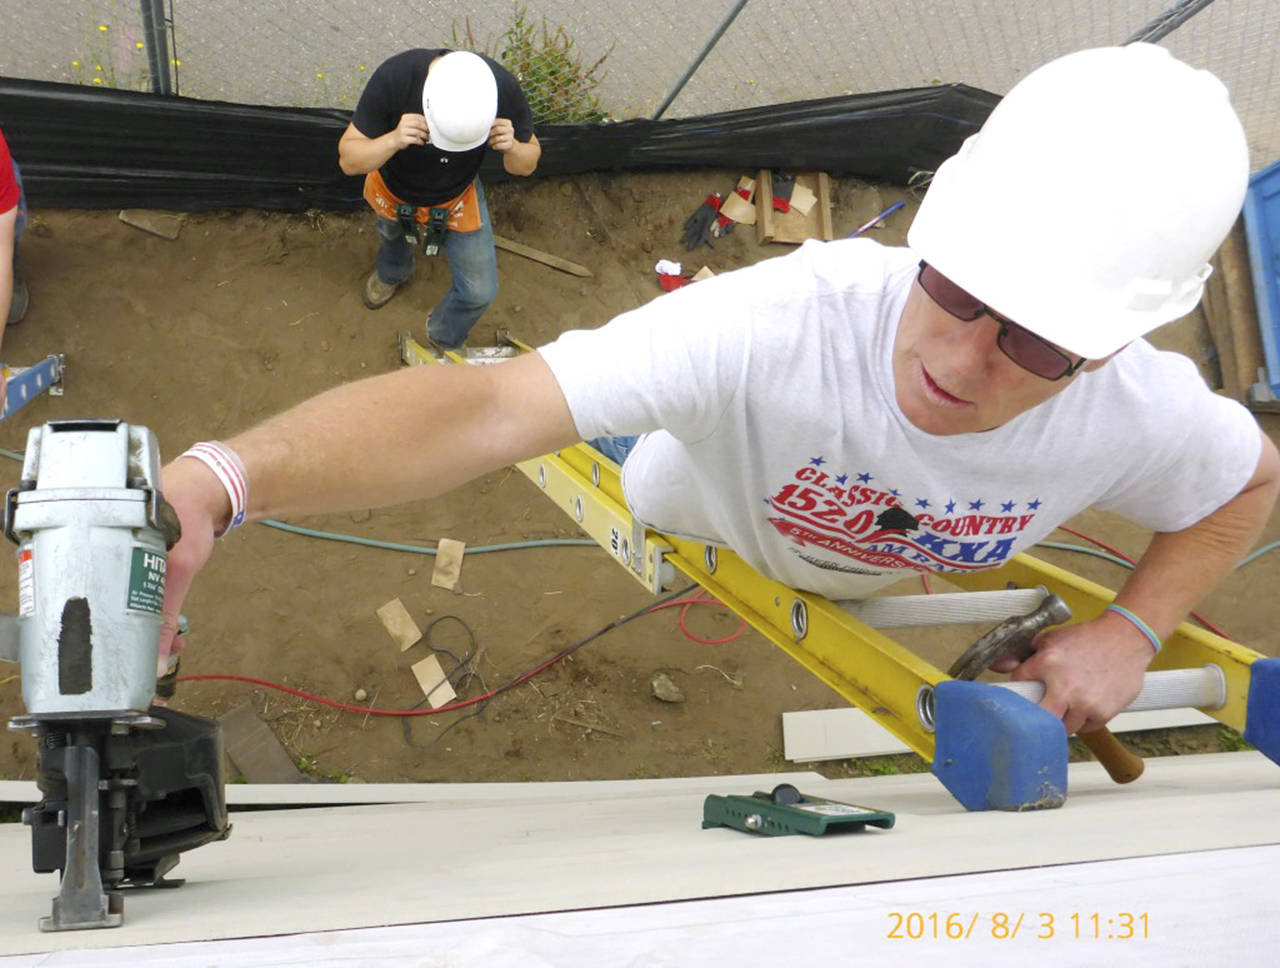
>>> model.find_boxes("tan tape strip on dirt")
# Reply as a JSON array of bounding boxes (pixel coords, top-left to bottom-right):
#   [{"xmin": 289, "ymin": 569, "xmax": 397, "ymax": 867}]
[
  {"xmin": 376, "ymin": 597, "xmax": 422, "ymax": 651},
  {"xmin": 431, "ymin": 538, "xmax": 466, "ymax": 590},
  {"xmin": 410, "ymin": 653, "xmax": 457, "ymax": 708}
]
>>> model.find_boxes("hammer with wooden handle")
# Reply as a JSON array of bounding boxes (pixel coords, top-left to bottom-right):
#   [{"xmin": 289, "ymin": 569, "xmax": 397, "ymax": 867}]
[{"xmin": 947, "ymin": 592, "xmax": 1145, "ymax": 784}]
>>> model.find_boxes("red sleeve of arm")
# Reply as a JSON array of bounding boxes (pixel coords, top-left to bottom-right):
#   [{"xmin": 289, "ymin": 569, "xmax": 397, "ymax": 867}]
[{"xmin": 0, "ymin": 131, "xmax": 17, "ymax": 213}]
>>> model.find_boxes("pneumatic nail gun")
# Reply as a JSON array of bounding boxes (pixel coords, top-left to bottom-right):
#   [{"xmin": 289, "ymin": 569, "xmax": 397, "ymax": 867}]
[{"xmin": 0, "ymin": 420, "xmax": 230, "ymax": 931}]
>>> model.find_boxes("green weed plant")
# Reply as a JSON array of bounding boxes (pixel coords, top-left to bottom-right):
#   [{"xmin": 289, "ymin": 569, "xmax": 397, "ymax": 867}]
[{"xmin": 452, "ymin": 3, "xmax": 613, "ymax": 124}]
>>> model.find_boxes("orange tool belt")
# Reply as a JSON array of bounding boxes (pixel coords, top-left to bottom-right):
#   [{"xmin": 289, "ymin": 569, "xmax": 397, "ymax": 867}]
[{"xmin": 362, "ymin": 169, "xmax": 483, "ymax": 233}]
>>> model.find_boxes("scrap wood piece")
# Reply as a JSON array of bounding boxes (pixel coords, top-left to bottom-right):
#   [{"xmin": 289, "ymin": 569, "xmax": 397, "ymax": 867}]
[
  {"xmin": 118, "ymin": 209, "xmax": 183, "ymax": 240},
  {"xmin": 493, "ymin": 234, "xmax": 592, "ymax": 278},
  {"xmin": 376, "ymin": 597, "xmax": 422, "ymax": 651},
  {"xmin": 1198, "ymin": 218, "xmax": 1259, "ymax": 402},
  {"xmin": 219, "ymin": 701, "xmax": 304, "ymax": 783},
  {"xmin": 789, "ymin": 183, "xmax": 817, "ymax": 217},
  {"xmin": 755, "ymin": 170, "xmax": 833, "ymax": 245},
  {"xmin": 1204, "ymin": 218, "xmax": 1280, "ymax": 410},
  {"xmin": 431, "ymin": 538, "xmax": 466, "ymax": 590},
  {"xmin": 815, "ymin": 172, "xmax": 833, "ymax": 240},
  {"xmin": 1219, "ymin": 220, "xmax": 1271, "ymax": 408},
  {"xmin": 411, "ymin": 654, "xmax": 458, "ymax": 708},
  {"xmin": 1203, "ymin": 250, "xmax": 1240, "ymax": 398}
]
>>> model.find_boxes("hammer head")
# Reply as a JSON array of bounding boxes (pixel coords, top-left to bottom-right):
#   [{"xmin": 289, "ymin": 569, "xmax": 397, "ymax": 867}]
[{"xmin": 946, "ymin": 593, "xmax": 1072, "ymax": 680}]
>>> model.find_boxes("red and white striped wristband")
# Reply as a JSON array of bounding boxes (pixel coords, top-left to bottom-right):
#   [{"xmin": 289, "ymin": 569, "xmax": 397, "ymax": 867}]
[{"xmin": 180, "ymin": 441, "xmax": 249, "ymax": 536}]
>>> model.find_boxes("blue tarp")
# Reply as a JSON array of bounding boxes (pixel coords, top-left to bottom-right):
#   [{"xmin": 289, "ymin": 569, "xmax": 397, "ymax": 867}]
[{"xmin": 1243, "ymin": 158, "xmax": 1280, "ymax": 397}]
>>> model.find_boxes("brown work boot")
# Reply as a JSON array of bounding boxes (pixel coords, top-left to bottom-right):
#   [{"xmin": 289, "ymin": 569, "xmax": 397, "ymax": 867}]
[{"xmin": 362, "ymin": 271, "xmax": 400, "ymax": 310}]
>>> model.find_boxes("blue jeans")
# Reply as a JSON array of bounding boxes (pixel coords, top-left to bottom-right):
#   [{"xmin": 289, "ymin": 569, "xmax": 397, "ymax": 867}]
[
  {"xmin": 7, "ymin": 161, "xmax": 24, "ymax": 322},
  {"xmin": 11, "ymin": 160, "xmax": 24, "ymax": 248},
  {"xmin": 374, "ymin": 179, "xmax": 497, "ymax": 349},
  {"xmin": 589, "ymin": 434, "xmax": 639, "ymax": 465}
]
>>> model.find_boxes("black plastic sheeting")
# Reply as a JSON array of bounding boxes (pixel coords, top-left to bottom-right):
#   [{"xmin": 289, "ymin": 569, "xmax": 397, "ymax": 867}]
[{"xmin": 0, "ymin": 77, "xmax": 998, "ymax": 212}]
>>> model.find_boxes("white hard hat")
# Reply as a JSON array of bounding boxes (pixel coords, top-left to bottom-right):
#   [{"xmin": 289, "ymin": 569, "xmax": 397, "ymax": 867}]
[
  {"xmin": 422, "ymin": 51, "xmax": 498, "ymax": 153},
  {"xmin": 908, "ymin": 44, "xmax": 1249, "ymax": 359}
]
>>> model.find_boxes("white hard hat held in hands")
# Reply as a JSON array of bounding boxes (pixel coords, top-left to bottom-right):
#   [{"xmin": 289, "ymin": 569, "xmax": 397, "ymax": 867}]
[
  {"xmin": 908, "ymin": 43, "xmax": 1249, "ymax": 360},
  {"xmin": 422, "ymin": 50, "xmax": 499, "ymax": 153}
]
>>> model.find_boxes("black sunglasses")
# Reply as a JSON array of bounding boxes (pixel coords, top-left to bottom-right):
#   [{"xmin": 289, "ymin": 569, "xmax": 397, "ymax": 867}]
[{"xmin": 916, "ymin": 261, "xmax": 1086, "ymax": 381}]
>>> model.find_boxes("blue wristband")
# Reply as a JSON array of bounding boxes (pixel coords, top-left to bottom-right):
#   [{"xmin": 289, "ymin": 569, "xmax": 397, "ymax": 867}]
[{"xmin": 1105, "ymin": 603, "xmax": 1162, "ymax": 654}]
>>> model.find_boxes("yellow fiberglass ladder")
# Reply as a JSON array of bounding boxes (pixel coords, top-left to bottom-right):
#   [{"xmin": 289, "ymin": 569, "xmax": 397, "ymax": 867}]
[{"xmin": 400, "ymin": 331, "xmax": 1280, "ymax": 812}]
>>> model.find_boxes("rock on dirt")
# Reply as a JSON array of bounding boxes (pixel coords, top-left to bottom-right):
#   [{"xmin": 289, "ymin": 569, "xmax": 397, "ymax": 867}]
[{"xmin": 651, "ymin": 672, "xmax": 685, "ymax": 703}]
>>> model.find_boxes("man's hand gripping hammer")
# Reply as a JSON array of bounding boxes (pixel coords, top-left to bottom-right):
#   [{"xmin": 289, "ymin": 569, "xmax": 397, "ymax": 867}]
[{"xmin": 947, "ymin": 592, "xmax": 1145, "ymax": 784}]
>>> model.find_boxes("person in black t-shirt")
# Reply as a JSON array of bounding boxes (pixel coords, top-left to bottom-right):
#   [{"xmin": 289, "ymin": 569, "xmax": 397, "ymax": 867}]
[{"xmin": 339, "ymin": 49, "xmax": 540, "ymax": 348}]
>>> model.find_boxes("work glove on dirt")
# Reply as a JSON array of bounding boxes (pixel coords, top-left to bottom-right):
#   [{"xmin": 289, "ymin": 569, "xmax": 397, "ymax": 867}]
[
  {"xmin": 771, "ymin": 171, "xmax": 797, "ymax": 213},
  {"xmin": 682, "ymin": 194, "xmax": 722, "ymax": 250}
]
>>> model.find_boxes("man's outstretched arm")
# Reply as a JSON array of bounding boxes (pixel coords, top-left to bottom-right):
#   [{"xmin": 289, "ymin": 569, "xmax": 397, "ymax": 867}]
[
  {"xmin": 1011, "ymin": 429, "xmax": 1280, "ymax": 733},
  {"xmin": 157, "ymin": 352, "xmax": 580, "ymax": 668}
]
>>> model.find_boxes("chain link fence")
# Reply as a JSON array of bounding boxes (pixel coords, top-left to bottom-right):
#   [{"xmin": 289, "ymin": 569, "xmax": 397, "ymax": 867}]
[{"xmin": 2, "ymin": 0, "xmax": 1278, "ymax": 168}]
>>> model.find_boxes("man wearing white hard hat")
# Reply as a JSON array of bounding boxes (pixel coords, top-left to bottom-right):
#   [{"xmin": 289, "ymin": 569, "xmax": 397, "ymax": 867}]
[
  {"xmin": 339, "ymin": 49, "xmax": 540, "ymax": 348},
  {"xmin": 162, "ymin": 44, "xmax": 1277, "ymax": 741}
]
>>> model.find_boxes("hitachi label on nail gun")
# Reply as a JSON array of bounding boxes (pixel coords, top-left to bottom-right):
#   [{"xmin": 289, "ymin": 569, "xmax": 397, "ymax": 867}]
[{"xmin": 127, "ymin": 547, "xmax": 167, "ymax": 614}]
